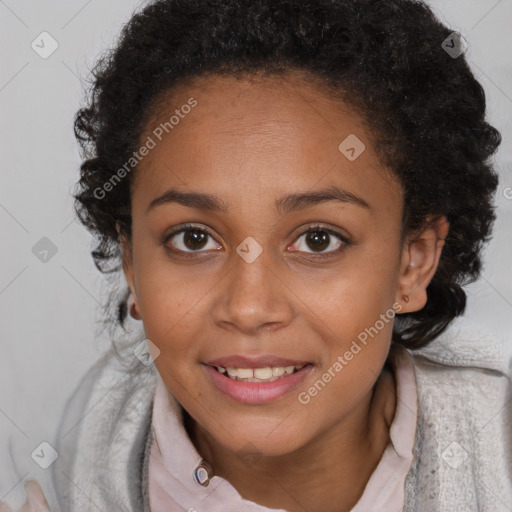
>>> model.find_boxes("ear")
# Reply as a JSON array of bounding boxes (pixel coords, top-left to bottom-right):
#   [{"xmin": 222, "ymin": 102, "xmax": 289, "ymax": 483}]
[
  {"xmin": 116, "ymin": 221, "xmax": 137, "ymax": 299},
  {"xmin": 395, "ymin": 215, "xmax": 450, "ymax": 313}
]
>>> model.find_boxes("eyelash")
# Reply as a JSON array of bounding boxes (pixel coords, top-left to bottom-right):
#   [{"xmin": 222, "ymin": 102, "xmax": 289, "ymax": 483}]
[{"xmin": 162, "ymin": 222, "xmax": 351, "ymax": 260}]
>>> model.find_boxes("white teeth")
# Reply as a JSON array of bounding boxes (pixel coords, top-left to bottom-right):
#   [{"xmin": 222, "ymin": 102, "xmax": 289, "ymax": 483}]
[
  {"xmin": 271, "ymin": 366, "xmax": 285, "ymax": 376},
  {"xmin": 226, "ymin": 367, "xmax": 237, "ymax": 377},
  {"xmin": 215, "ymin": 364, "xmax": 307, "ymax": 382},
  {"xmin": 254, "ymin": 367, "xmax": 273, "ymax": 379},
  {"xmin": 237, "ymin": 368, "xmax": 254, "ymax": 379}
]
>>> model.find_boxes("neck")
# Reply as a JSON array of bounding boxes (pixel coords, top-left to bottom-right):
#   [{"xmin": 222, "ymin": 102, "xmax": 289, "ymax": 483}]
[{"xmin": 185, "ymin": 363, "xmax": 396, "ymax": 512}]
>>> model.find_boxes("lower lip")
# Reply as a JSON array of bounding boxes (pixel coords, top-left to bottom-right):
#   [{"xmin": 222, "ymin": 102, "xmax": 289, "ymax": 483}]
[{"xmin": 203, "ymin": 364, "xmax": 314, "ymax": 404}]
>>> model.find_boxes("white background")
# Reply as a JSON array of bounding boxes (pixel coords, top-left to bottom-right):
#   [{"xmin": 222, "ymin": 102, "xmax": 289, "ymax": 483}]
[{"xmin": 1, "ymin": 0, "xmax": 511, "ymax": 505}]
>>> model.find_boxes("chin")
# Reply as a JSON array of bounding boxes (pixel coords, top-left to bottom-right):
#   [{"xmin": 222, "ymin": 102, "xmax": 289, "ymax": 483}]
[{"xmin": 212, "ymin": 421, "xmax": 309, "ymax": 458}]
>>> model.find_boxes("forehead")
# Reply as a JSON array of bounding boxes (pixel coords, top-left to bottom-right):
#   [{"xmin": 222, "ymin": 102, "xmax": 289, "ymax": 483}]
[{"xmin": 134, "ymin": 72, "xmax": 402, "ymax": 218}]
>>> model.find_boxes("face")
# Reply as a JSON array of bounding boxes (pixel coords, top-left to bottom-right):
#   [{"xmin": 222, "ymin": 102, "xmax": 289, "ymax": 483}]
[{"xmin": 119, "ymin": 71, "xmax": 447, "ymax": 457}]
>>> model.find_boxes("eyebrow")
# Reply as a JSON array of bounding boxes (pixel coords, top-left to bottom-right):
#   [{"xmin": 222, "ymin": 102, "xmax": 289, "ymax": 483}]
[
  {"xmin": 146, "ymin": 184, "xmax": 370, "ymax": 215},
  {"xmin": 147, "ymin": 188, "xmax": 227, "ymax": 214},
  {"xmin": 275, "ymin": 185, "xmax": 370, "ymax": 215}
]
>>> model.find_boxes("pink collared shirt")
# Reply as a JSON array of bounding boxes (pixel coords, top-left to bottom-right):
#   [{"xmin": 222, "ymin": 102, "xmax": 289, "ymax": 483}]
[{"xmin": 148, "ymin": 343, "xmax": 418, "ymax": 511}]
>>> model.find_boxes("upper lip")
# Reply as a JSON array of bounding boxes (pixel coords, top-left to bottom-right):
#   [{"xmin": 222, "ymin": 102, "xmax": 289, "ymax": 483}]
[{"xmin": 204, "ymin": 355, "xmax": 311, "ymax": 368}]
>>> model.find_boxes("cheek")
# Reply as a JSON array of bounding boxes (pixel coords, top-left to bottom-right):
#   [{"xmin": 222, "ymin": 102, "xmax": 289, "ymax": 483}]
[
  {"xmin": 299, "ymin": 244, "xmax": 399, "ymax": 338},
  {"xmin": 133, "ymin": 258, "xmax": 203, "ymax": 362},
  {"xmin": 343, "ymin": 231, "xmax": 401, "ymax": 311},
  {"xmin": 296, "ymin": 239, "xmax": 398, "ymax": 397},
  {"xmin": 131, "ymin": 231, "xmax": 206, "ymax": 334}
]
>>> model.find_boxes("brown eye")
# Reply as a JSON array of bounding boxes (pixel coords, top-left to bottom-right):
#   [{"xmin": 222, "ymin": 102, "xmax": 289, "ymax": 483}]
[
  {"xmin": 290, "ymin": 225, "xmax": 349, "ymax": 256},
  {"xmin": 181, "ymin": 229, "xmax": 208, "ymax": 250},
  {"xmin": 164, "ymin": 225, "xmax": 221, "ymax": 254},
  {"xmin": 304, "ymin": 230, "xmax": 330, "ymax": 252}
]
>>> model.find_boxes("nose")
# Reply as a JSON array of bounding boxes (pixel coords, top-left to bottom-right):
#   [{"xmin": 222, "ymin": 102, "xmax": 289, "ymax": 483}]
[{"xmin": 211, "ymin": 247, "xmax": 295, "ymax": 335}]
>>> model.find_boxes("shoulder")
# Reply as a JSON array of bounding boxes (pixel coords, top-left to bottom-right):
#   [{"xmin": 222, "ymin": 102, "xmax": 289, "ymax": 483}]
[
  {"xmin": 410, "ymin": 316, "xmax": 511, "ymax": 377},
  {"xmin": 403, "ymin": 318, "xmax": 512, "ymax": 510},
  {"xmin": 408, "ymin": 317, "xmax": 511, "ymax": 415},
  {"xmin": 407, "ymin": 317, "xmax": 511, "ymax": 436},
  {"xmin": 51, "ymin": 333, "xmax": 158, "ymax": 511}
]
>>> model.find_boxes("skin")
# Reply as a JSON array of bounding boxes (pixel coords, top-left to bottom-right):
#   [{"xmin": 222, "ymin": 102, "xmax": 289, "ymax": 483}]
[{"xmin": 118, "ymin": 70, "xmax": 449, "ymax": 512}]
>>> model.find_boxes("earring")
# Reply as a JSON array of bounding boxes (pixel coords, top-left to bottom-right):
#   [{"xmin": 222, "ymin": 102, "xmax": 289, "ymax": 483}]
[
  {"xmin": 128, "ymin": 293, "xmax": 141, "ymax": 320},
  {"xmin": 402, "ymin": 294, "xmax": 409, "ymax": 303}
]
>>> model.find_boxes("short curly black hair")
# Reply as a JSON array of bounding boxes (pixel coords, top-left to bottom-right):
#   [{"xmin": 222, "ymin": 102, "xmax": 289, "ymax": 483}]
[{"xmin": 73, "ymin": 0, "xmax": 501, "ymax": 350}]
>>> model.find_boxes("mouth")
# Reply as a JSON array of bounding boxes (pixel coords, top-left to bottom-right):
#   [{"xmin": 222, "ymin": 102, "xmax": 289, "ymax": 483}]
[{"xmin": 202, "ymin": 358, "xmax": 314, "ymax": 404}]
